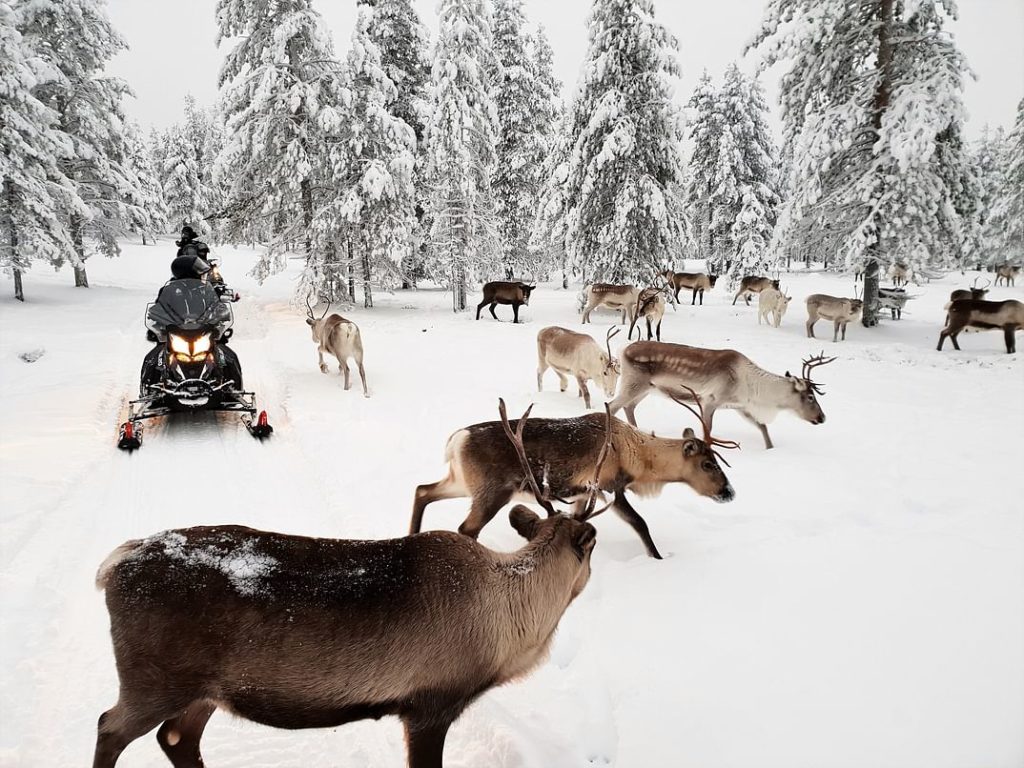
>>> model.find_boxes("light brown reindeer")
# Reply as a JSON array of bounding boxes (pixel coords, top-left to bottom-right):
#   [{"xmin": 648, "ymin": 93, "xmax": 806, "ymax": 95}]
[
  {"xmin": 732, "ymin": 275, "xmax": 780, "ymax": 306},
  {"xmin": 581, "ymin": 283, "xmax": 640, "ymax": 324},
  {"xmin": 306, "ymin": 299, "xmax": 368, "ymax": 396},
  {"xmin": 537, "ymin": 326, "xmax": 621, "ymax": 408},
  {"xmin": 92, "ymin": 500, "xmax": 596, "ymax": 768},
  {"xmin": 662, "ymin": 270, "xmax": 719, "ymax": 306},
  {"xmin": 757, "ymin": 286, "xmax": 792, "ymax": 328},
  {"xmin": 608, "ymin": 341, "xmax": 835, "ymax": 449},
  {"xmin": 628, "ymin": 286, "xmax": 667, "ymax": 340},
  {"xmin": 890, "ymin": 263, "xmax": 911, "ymax": 287},
  {"xmin": 995, "ymin": 264, "xmax": 1020, "ymax": 287},
  {"xmin": 805, "ymin": 294, "xmax": 863, "ymax": 342},
  {"xmin": 411, "ymin": 398, "xmax": 735, "ymax": 559}
]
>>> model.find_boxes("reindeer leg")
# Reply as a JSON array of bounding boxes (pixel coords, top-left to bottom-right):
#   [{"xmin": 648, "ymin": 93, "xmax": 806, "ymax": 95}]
[
  {"xmin": 459, "ymin": 485, "xmax": 515, "ymax": 538},
  {"xmin": 94, "ymin": 699, "xmax": 180, "ymax": 768},
  {"xmin": 475, "ymin": 300, "xmax": 487, "ymax": 320},
  {"xmin": 404, "ymin": 715, "xmax": 454, "ymax": 768},
  {"xmin": 740, "ymin": 410, "xmax": 773, "ymax": 450},
  {"xmin": 340, "ymin": 360, "xmax": 351, "ymax": 390},
  {"xmin": 318, "ymin": 346, "xmax": 328, "ymax": 374},
  {"xmin": 488, "ymin": 303, "xmax": 499, "ymax": 321},
  {"xmin": 157, "ymin": 700, "xmax": 216, "ymax": 768},
  {"xmin": 608, "ymin": 380, "xmax": 649, "ymax": 427},
  {"xmin": 806, "ymin": 319, "xmax": 815, "ymax": 339},
  {"xmin": 1004, "ymin": 325, "xmax": 1016, "ymax": 354},
  {"xmin": 833, "ymin": 321, "xmax": 840, "ymax": 343},
  {"xmin": 512, "ymin": 303, "xmax": 521, "ymax": 324},
  {"xmin": 410, "ymin": 475, "xmax": 466, "ymax": 534},
  {"xmin": 611, "ymin": 491, "xmax": 662, "ymax": 559},
  {"xmin": 646, "ymin": 317, "xmax": 653, "ymax": 340},
  {"xmin": 656, "ymin": 319, "xmax": 662, "ymax": 341},
  {"xmin": 556, "ymin": 370, "xmax": 569, "ymax": 392},
  {"xmin": 577, "ymin": 376, "xmax": 592, "ymax": 409}
]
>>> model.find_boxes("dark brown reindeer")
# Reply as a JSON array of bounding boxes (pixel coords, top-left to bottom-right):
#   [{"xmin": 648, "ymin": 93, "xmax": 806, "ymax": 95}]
[
  {"xmin": 662, "ymin": 270, "xmax": 719, "ymax": 306},
  {"xmin": 411, "ymin": 398, "xmax": 735, "ymax": 559},
  {"xmin": 732, "ymin": 275, "xmax": 780, "ymax": 306},
  {"xmin": 476, "ymin": 281, "xmax": 536, "ymax": 323},
  {"xmin": 608, "ymin": 341, "xmax": 835, "ymax": 449},
  {"xmin": 93, "ymin": 507, "xmax": 596, "ymax": 767},
  {"xmin": 938, "ymin": 299, "xmax": 1024, "ymax": 354}
]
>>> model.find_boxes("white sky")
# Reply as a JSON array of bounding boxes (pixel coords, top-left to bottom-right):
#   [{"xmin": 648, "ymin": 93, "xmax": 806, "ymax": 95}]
[{"xmin": 106, "ymin": 0, "xmax": 1024, "ymax": 140}]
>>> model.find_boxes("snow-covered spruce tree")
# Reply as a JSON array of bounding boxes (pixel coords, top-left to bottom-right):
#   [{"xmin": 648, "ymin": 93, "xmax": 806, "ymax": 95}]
[
  {"xmin": 750, "ymin": 0, "xmax": 972, "ymax": 325},
  {"xmin": 559, "ymin": 0, "xmax": 687, "ymax": 284},
  {"xmin": 0, "ymin": 0, "xmax": 85, "ymax": 301},
  {"xmin": 492, "ymin": 0, "xmax": 550, "ymax": 279},
  {"xmin": 969, "ymin": 126, "xmax": 1007, "ymax": 268},
  {"xmin": 125, "ymin": 124, "xmax": 169, "ymax": 245},
  {"xmin": 685, "ymin": 71, "xmax": 719, "ymax": 270},
  {"xmin": 17, "ymin": 0, "xmax": 154, "ymax": 288},
  {"xmin": 358, "ymin": 0, "xmax": 430, "ymax": 286},
  {"xmin": 424, "ymin": 0, "xmax": 500, "ymax": 311},
  {"xmin": 162, "ymin": 119, "xmax": 210, "ymax": 235},
  {"xmin": 307, "ymin": 7, "xmax": 417, "ymax": 308},
  {"xmin": 214, "ymin": 0, "xmax": 343, "ymax": 282},
  {"xmin": 988, "ymin": 99, "xmax": 1024, "ymax": 265}
]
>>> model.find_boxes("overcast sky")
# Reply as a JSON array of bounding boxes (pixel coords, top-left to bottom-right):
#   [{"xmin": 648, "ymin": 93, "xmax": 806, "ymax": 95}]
[{"xmin": 106, "ymin": 0, "xmax": 1024, "ymax": 141}]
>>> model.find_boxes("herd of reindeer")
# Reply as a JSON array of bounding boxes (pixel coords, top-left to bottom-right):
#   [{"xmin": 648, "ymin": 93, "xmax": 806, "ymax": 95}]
[{"xmin": 92, "ymin": 260, "xmax": 1022, "ymax": 768}]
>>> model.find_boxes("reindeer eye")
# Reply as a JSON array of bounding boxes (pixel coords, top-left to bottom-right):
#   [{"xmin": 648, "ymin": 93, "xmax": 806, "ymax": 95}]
[{"xmin": 702, "ymin": 461, "xmax": 714, "ymax": 471}]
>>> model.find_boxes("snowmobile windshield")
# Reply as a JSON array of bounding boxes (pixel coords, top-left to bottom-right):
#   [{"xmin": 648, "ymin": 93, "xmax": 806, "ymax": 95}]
[{"xmin": 147, "ymin": 279, "xmax": 231, "ymax": 334}]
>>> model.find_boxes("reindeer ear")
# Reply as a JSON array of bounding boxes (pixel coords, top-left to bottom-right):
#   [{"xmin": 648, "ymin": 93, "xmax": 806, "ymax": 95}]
[
  {"xmin": 682, "ymin": 427, "xmax": 696, "ymax": 439},
  {"xmin": 683, "ymin": 436, "xmax": 700, "ymax": 456},
  {"xmin": 305, "ymin": 318, "xmax": 314, "ymax": 326},
  {"xmin": 509, "ymin": 505, "xmax": 541, "ymax": 540},
  {"xmin": 572, "ymin": 523, "xmax": 597, "ymax": 560},
  {"xmin": 784, "ymin": 370, "xmax": 792, "ymax": 378}
]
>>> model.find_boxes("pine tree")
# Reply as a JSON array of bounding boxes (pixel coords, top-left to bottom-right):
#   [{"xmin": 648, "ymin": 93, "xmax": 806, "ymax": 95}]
[
  {"xmin": 358, "ymin": 0, "xmax": 430, "ymax": 287},
  {"xmin": 125, "ymin": 124, "xmax": 169, "ymax": 245},
  {"xmin": 750, "ymin": 0, "xmax": 972, "ymax": 325},
  {"xmin": 558, "ymin": 0, "xmax": 687, "ymax": 284},
  {"xmin": 492, "ymin": 0, "xmax": 549, "ymax": 279},
  {"xmin": 424, "ymin": 0, "xmax": 500, "ymax": 311},
  {"xmin": 162, "ymin": 118, "xmax": 209, "ymax": 234},
  {"xmin": 18, "ymin": 0, "xmax": 154, "ymax": 288},
  {"xmin": 306, "ymin": 7, "xmax": 417, "ymax": 308},
  {"xmin": 214, "ymin": 0, "xmax": 344, "ymax": 281},
  {"xmin": 988, "ymin": 99, "xmax": 1024, "ymax": 265},
  {"xmin": 0, "ymin": 0, "xmax": 85, "ymax": 300},
  {"xmin": 970, "ymin": 126, "xmax": 1007, "ymax": 268},
  {"xmin": 685, "ymin": 71, "xmax": 720, "ymax": 271}
]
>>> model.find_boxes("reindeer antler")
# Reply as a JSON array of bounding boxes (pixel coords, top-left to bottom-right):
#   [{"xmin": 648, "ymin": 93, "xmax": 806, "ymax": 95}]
[
  {"xmin": 801, "ymin": 351, "xmax": 837, "ymax": 396},
  {"xmin": 666, "ymin": 386, "xmax": 740, "ymax": 466},
  {"xmin": 498, "ymin": 399, "xmax": 560, "ymax": 517},
  {"xmin": 605, "ymin": 325, "xmax": 620, "ymax": 361},
  {"xmin": 577, "ymin": 403, "xmax": 615, "ymax": 520},
  {"xmin": 304, "ymin": 294, "xmax": 316, "ymax": 320}
]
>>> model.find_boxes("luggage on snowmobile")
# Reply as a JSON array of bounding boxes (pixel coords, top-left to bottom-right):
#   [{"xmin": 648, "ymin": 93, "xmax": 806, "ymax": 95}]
[{"xmin": 118, "ymin": 278, "xmax": 271, "ymax": 450}]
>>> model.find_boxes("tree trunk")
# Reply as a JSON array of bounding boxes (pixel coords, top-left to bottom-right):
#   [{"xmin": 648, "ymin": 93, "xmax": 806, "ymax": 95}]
[
  {"xmin": 301, "ymin": 179, "xmax": 314, "ymax": 269},
  {"xmin": 361, "ymin": 244, "xmax": 373, "ymax": 308},
  {"xmin": 346, "ymin": 238, "xmax": 356, "ymax": 303},
  {"xmin": 13, "ymin": 268, "xmax": 24, "ymax": 301},
  {"xmin": 71, "ymin": 214, "xmax": 89, "ymax": 288},
  {"xmin": 863, "ymin": 0, "xmax": 895, "ymax": 327}
]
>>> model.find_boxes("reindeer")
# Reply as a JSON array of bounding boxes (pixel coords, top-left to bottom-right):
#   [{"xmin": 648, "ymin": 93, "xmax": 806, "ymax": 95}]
[
  {"xmin": 628, "ymin": 286, "xmax": 666, "ymax": 340},
  {"xmin": 732, "ymin": 275, "xmax": 780, "ymax": 306},
  {"xmin": 890, "ymin": 263, "xmax": 911, "ymax": 287},
  {"xmin": 938, "ymin": 299, "xmax": 1024, "ymax": 354},
  {"xmin": 995, "ymin": 264, "xmax": 1020, "ymax": 287},
  {"xmin": 411, "ymin": 398, "xmax": 735, "ymax": 560},
  {"xmin": 537, "ymin": 326, "xmax": 621, "ymax": 409},
  {"xmin": 805, "ymin": 294, "xmax": 863, "ymax": 342},
  {"xmin": 757, "ymin": 286, "xmax": 792, "ymax": 328},
  {"xmin": 92, "ymin": 504, "xmax": 596, "ymax": 768},
  {"xmin": 949, "ymin": 277, "xmax": 990, "ymax": 304},
  {"xmin": 476, "ymin": 281, "xmax": 536, "ymax": 323},
  {"xmin": 306, "ymin": 299, "xmax": 368, "ymax": 396},
  {"xmin": 582, "ymin": 283, "xmax": 640, "ymax": 324},
  {"xmin": 662, "ymin": 270, "xmax": 718, "ymax": 306},
  {"xmin": 608, "ymin": 342, "xmax": 835, "ymax": 449}
]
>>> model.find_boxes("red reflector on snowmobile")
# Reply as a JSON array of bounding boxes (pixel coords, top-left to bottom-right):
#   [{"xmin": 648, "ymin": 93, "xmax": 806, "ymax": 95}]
[
  {"xmin": 257, "ymin": 411, "xmax": 268, "ymax": 427},
  {"xmin": 123, "ymin": 422, "xmax": 134, "ymax": 439}
]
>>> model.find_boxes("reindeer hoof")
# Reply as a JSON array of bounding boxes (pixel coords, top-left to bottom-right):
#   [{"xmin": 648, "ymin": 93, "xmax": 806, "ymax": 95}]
[{"xmin": 319, "ymin": 364, "xmax": 329, "ymax": 373}]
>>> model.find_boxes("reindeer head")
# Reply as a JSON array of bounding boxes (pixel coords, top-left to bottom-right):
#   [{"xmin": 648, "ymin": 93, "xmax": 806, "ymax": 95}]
[
  {"xmin": 708, "ymin": 274, "xmax": 720, "ymax": 288},
  {"xmin": 517, "ymin": 283, "xmax": 536, "ymax": 304},
  {"xmin": 849, "ymin": 299, "xmax": 864, "ymax": 314},
  {"xmin": 600, "ymin": 327, "xmax": 622, "ymax": 398},
  {"xmin": 509, "ymin": 506, "xmax": 596, "ymax": 598},
  {"xmin": 304, "ymin": 296, "xmax": 330, "ymax": 341},
  {"xmin": 784, "ymin": 352, "xmax": 836, "ymax": 425},
  {"xmin": 668, "ymin": 387, "xmax": 737, "ymax": 504}
]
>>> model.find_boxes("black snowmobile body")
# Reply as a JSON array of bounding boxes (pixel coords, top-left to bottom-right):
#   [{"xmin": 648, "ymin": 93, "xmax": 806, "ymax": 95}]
[{"xmin": 118, "ymin": 279, "xmax": 271, "ymax": 450}]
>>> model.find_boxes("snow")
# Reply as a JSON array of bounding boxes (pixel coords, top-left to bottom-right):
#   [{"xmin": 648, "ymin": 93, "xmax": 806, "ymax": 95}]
[{"xmin": 1, "ymin": 240, "xmax": 1022, "ymax": 767}]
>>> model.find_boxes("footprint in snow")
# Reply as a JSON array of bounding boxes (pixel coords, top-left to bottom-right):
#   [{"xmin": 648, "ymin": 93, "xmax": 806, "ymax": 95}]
[{"xmin": 19, "ymin": 348, "xmax": 45, "ymax": 363}]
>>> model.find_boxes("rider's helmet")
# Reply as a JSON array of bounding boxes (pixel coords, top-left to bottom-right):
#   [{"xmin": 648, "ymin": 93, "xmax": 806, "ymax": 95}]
[
  {"xmin": 170, "ymin": 255, "xmax": 213, "ymax": 280},
  {"xmin": 176, "ymin": 225, "xmax": 198, "ymax": 247}
]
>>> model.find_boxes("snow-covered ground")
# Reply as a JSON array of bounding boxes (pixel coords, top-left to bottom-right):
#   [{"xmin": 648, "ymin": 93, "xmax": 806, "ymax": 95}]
[{"xmin": 1, "ymin": 241, "xmax": 1022, "ymax": 768}]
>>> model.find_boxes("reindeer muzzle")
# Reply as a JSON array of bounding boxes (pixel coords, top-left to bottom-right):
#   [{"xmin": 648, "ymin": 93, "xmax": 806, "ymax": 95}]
[
  {"xmin": 714, "ymin": 483, "xmax": 735, "ymax": 503},
  {"xmin": 812, "ymin": 414, "xmax": 826, "ymax": 425}
]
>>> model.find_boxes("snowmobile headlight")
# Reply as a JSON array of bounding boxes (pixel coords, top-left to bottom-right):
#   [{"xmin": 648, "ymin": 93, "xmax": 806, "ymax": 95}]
[
  {"xmin": 170, "ymin": 334, "xmax": 191, "ymax": 356},
  {"xmin": 192, "ymin": 334, "xmax": 211, "ymax": 356}
]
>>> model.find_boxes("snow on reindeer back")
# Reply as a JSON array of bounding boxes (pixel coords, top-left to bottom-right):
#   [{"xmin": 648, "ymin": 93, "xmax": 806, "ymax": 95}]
[{"xmin": 152, "ymin": 531, "xmax": 279, "ymax": 596}]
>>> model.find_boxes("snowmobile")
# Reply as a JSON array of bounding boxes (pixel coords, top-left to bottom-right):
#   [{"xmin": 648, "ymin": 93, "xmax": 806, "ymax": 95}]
[{"xmin": 117, "ymin": 276, "xmax": 273, "ymax": 450}]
